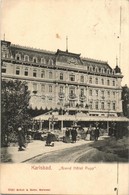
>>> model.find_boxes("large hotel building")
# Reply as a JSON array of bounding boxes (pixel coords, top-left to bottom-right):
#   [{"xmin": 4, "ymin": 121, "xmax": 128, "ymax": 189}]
[{"xmin": 1, "ymin": 40, "xmax": 126, "ymax": 129}]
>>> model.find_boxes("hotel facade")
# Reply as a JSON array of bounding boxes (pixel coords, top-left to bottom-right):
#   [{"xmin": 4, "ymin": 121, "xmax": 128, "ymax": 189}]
[{"xmin": 1, "ymin": 40, "xmax": 125, "ymax": 129}]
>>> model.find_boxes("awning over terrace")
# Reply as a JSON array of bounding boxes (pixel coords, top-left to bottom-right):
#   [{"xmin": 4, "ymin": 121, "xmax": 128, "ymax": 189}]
[{"xmin": 33, "ymin": 114, "xmax": 129, "ymax": 122}]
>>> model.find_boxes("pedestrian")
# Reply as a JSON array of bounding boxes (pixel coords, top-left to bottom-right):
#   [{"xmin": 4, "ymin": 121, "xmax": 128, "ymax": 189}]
[
  {"xmin": 17, "ymin": 127, "xmax": 26, "ymax": 151},
  {"xmin": 94, "ymin": 126, "xmax": 100, "ymax": 141},
  {"xmin": 71, "ymin": 128, "xmax": 77, "ymax": 143},
  {"xmin": 64, "ymin": 128, "xmax": 71, "ymax": 143}
]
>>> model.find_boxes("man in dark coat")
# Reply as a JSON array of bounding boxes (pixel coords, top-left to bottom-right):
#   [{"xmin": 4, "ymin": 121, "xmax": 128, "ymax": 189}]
[
  {"xmin": 71, "ymin": 128, "xmax": 77, "ymax": 143},
  {"xmin": 94, "ymin": 126, "xmax": 100, "ymax": 141},
  {"xmin": 17, "ymin": 127, "xmax": 26, "ymax": 151}
]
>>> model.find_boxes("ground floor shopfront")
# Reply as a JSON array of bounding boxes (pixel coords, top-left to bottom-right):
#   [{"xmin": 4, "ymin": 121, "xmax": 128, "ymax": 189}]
[{"xmin": 32, "ymin": 114, "xmax": 129, "ymax": 136}]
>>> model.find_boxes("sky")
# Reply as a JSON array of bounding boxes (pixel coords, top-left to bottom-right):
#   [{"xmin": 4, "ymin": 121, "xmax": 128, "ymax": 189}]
[{"xmin": 1, "ymin": 0, "xmax": 129, "ymax": 86}]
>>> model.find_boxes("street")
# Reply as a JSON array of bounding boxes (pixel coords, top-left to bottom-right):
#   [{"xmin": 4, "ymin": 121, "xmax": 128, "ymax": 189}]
[{"xmin": 25, "ymin": 143, "xmax": 94, "ymax": 163}]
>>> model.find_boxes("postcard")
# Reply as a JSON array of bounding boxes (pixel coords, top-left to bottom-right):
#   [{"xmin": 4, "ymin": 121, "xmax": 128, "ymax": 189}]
[{"xmin": 1, "ymin": 0, "xmax": 129, "ymax": 194}]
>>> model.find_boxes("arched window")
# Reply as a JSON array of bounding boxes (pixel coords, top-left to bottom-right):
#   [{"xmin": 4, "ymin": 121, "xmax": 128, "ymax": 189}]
[
  {"xmin": 101, "ymin": 68, "xmax": 104, "ymax": 73},
  {"xmin": 49, "ymin": 59, "xmax": 53, "ymax": 65},
  {"xmin": 89, "ymin": 66, "xmax": 93, "ymax": 72},
  {"xmin": 33, "ymin": 57, "xmax": 37, "ymax": 63},
  {"xmin": 95, "ymin": 67, "xmax": 99, "ymax": 72},
  {"xmin": 41, "ymin": 58, "xmax": 46, "ymax": 64},
  {"xmin": 24, "ymin": 55, "xmax": 29, "ymax": 61},
  {"xmin": 107, "ymin": 69, "xmax": 110, "ymax": 74},
  {"xmin": 15, "ymin": 53, "xmax": 21, "ymax": 60}
]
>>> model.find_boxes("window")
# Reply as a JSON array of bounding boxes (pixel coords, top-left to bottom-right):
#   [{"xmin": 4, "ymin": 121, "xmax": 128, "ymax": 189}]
[
  {"xmin": 24, "ymin": 55, "xmax": 29, "ymax": 61},
  {"xmin": 49, "ymin": 59, "xmax": 53, "ymax": 65},
  {"xmin": 24, "ymin": 68, "xmax": 28, "ymax": 76},
  {"xmin": 89, "ymin": 77, "xmax": 92, "ymax": 84},
  {"xmin": 107, "ymin": 79, "xmax": 110, "ymax": 86},
  {"xmin": 41, "ymin": 84, "xmax": 45, "ymax": 93},
  {"xmin": 95, "ymin": 78, "xmax": 98, "ymax": 84},
  {"xmin": 59, "ymin": 86, "xmax": 64, "ymax": 93},
  {"xmin": 113, "ymin": 80, "xmax": 115, "ymax": 86},
  {"xmin": 69, "ymin": 74, "xmax": 75, "ymax": 81},
  {"xmin": 113, "ymin": 91, "xmax": 115, "ymax": 98},
  {"xmin": 89, "ymin": 101, "xmax": 93, "ymax": 109},
  {"xmin": 41, "ymin": 58, "xmax": 46, "ymax": 64},
  {"xmin": 101, "ymin": 68, "xmax": 104, "ymax": 73},
  {"xmin": 49, "ymin": 71, "xmax": 52, "ymax": 79},
  {"xmin": 2, "ymin": 65, "xmax": 6, "ymax": 73},
  {"xmin": 41, "ymin": 70, "xmax": 45, "ymax": 78},
  {"xmin": 113, "ymin": 103, "xmax": 116, "ymax": 110},
  {"xmin": 33, "ymin": 57, "xmax": 37, "ymax": 63},
  {"xmin": 80, "ymin": 88, "xmax": 84, "ymax": 96},
  {"xmin": 101, "ymin": 102, "xmax": 104, "ymax": 110},
  {"xmin": 80, "ymin": 75, "xmax": 84, "ymax": 82},
  {"xmin": 107, "ymin": 102, "xmax": 110, "ymax": 110},
  {"xmin": 16, "ymin": 54, "xmax": 21, "ymax": 60},
  {"xmin": 101, "ymin": 90, "xmax": 104, "ymax": 97},
  {"xmin": 95, "ymin": 102, "xmax": 99, "ymax": 110},
  {"xmin": 89, "ymin": 66, "xmax": 93, "ymax": 72},
  {"xmin": 33, "ymin": 83, "xmax": 37, "ymax": 91},
  {"xmin": 96, "ymin": 90, "xmax": 98, "ymax": 96},
  {"xmin": 69, "ymin": 88, "xmax": 75, "ymax": 95},
  {"xmin": 49, "ymin": 85, "xmax": 52, "ymax": 93},
  {"xmin": 107, "ymin": 91, "xmax": 110, "ymax": 97},
  {"xmin": 33, "ymin": 69, "xmax": 37, "ymax": 77},
  {"xmin": 16, "ymin": 67, "xmax": 20, "ymax": 75},
  {"xmin": 60, "ymin": 73, "xmax": 63, "ymax": 80},
  {"xmin": 101, "ymin": 78, "xmax": 104, "ymax": 85},
  {"xmin": 89, "ymin": 89, "xmax": 92, "ymax": 96}
]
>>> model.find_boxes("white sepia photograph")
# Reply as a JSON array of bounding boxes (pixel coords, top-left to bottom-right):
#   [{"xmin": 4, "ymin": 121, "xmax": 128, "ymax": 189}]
[{"xmin": 0, "ymin": 0, "xmax": 129, "ymax": 194}]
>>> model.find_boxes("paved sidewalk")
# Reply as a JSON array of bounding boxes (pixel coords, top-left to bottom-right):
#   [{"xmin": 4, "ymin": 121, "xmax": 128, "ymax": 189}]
[{"xmin": 6, "ymin": 140, "xmax": 92, "ymax": 163}]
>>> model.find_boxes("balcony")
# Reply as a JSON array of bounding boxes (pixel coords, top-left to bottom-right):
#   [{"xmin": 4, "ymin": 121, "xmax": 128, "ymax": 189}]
[
  {"xmin": 58, "ymin": 92, "xmax": 65, "ymax": 99},
  {"xmin": 79, "ymin": 94, "xmax": 86, "ymax": 101}
]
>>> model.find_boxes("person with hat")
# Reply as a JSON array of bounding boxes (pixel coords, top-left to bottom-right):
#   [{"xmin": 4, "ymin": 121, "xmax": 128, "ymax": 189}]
[{"xmin": 17, "ymin": 127, "xmax": 26, "ymax": 151}]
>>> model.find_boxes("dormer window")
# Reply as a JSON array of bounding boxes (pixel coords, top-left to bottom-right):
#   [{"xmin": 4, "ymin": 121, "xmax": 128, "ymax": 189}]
[
  {"xmin": 89, "ymin": 66, "xmax": 93, "ymax": 72},
  {"xmin": 49, "ymin": 59, "xmax": 53, "ymax": 65},
  {"xmin": 24, "ymin": 55, "xmax": 29, "ymax": 62},
  {"xmin": 41, "ymin": 58, "xmax": 46, "ymax": 64},
  {"xmin": 16, "ymin": 53, "xmax": 21, "ymax": 60},
  {"xmin": 107, "ymin": 69, "xmax": 110, "ymax": 74},
  {"xmin": 101, "ymin": 68, "xmax": 104, "ymax": 73},
  {"xmin": 33, "ymin": 57, "xmax": 37, "ymax": 63}
]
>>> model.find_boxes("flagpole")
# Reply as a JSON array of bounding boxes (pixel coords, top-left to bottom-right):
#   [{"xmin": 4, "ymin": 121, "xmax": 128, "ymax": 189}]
[{"xmin": 66, "ymin": 36, "xmax": 68, "ymax": 52}]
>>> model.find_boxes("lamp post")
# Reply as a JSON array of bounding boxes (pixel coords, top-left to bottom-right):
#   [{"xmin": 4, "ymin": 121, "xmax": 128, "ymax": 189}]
[{"xmin": 49, "ymin": 114, "xmax": 58, "ymax": 131}]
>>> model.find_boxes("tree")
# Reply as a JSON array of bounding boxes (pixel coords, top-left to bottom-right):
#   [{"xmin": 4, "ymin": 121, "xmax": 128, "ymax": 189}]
[
  {"xmin": 1, "ymin": 79, "xmax": 32, "ymax": 145},
  {"xmin": 122, "ymin": 85, "xmax": 129, "ymax": 118}
]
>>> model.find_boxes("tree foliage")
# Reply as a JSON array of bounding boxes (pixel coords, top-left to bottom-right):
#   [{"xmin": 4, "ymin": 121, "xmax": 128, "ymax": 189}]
[{"xmin": 1, "ymin": 79, "xmax": 32, "ymax": 144}]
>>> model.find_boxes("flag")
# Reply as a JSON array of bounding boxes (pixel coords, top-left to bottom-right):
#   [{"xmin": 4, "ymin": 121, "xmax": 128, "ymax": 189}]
[{"xmin": 56, "ymin": 33, "xmax": 61, "ymax": 39}]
